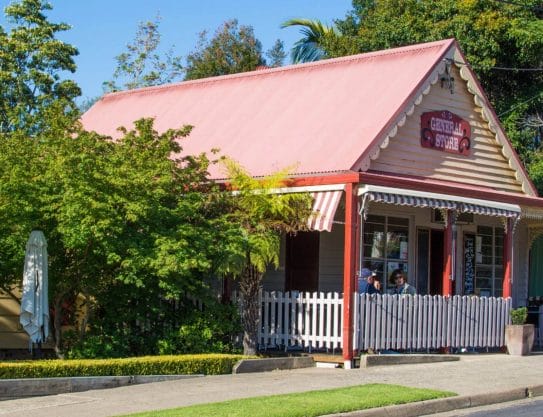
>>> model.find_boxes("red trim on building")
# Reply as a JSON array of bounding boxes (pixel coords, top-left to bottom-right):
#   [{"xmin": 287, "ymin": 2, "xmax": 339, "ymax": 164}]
[
  {"xmin": 503, "ymin": 218, "xmax": 513, "ymax": 298},
  {"xmin": 442, "ymin": 210, "xmax": 454, "ymax": 296},
  {"xmin": 289, "ymin": 172, "xmax": 361, "ymax": 187},
  {"xmin": 342, "ymin": 183, "xmax": 358, "ymax": 363}
]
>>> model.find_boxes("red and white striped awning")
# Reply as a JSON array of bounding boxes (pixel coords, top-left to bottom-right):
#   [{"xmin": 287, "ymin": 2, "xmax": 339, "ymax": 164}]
[{"xmin": 307, "ymin": 190, "xmax": 344, "ymax": 232}]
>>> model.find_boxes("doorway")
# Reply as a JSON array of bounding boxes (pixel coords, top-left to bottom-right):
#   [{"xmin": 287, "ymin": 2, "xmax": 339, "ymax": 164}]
[
  {"xmin": 285, "ymin": 231, "xmax": 319, "ymax": 293},
  {"xmin": 416, "ymin": 228, "xmax": 444, "ymax": 295}
]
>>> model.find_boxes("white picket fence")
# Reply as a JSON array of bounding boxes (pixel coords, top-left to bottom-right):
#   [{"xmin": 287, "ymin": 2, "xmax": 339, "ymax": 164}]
[
  {"xmin": 240, "ymin": 291, "xmax": 512, "ymax": 352},
  {"xmin": 355, "ymin": 294, "xmax": 512, "ymax": 351},
  {"xmin": 233, "ymin": 291, "xmax": 343, "ymax": 351}
]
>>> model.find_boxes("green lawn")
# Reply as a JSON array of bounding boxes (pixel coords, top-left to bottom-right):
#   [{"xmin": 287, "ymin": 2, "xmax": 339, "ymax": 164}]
[{"xmin": 120, "ymin": 383, "xmax": 455, "ymax": 417}]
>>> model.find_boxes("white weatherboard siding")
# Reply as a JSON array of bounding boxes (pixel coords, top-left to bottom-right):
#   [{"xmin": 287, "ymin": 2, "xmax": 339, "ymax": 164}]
[{"xmin": 370, "ymin": 65, "xmax": 524, "ymax": 194}]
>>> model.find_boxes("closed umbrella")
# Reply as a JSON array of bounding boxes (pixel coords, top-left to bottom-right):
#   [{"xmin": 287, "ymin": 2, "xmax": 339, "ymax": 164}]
[{"xmin": 20, "ymin": 230, "xmax": 49, "ymax": 349}]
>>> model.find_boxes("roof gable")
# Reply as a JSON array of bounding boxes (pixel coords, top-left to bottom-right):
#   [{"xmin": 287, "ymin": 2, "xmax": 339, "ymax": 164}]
[
  {"xmin": 366, "ymin": 61, "xmax": 525, "ymax": 194},
  {"xmin": 81, "ymin": 38, "xmax": 536, "ymax": 195},
  {"xmin": 356, "ymin": 42, "xmax": 536, "ymax": 196}
]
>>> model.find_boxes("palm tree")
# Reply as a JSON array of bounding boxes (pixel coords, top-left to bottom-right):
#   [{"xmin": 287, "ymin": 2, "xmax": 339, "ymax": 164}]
[{"xmin": 281, "ymin": 18, "xmax": 340, "ymax": 63}]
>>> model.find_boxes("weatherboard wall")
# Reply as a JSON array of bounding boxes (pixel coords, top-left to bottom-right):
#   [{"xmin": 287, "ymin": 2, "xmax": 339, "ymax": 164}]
[
  {"xmin": 369, "ymin": 64, "xmax": 524, "ymax": 194},
  {"xmin": 0, "ymin": 290, "xmax": 28, "ymax": 350}
]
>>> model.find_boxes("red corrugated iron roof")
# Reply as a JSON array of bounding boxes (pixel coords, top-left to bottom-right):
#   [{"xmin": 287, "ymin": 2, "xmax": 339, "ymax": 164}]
[{"xmin": 81, "ymin": 39, "xmax": 456, "ymax": 179}]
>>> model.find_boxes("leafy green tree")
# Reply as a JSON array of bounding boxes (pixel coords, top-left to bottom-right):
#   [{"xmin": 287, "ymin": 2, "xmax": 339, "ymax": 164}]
[
  {"xmin": 0, "ymin": 0, "xmax": 80, "ymax": 135},
  {"xmin": 0, "ymin": 117, "xmax": 235, "ymax": 356},
  {"xmin": 184, "ymin": 19, "xmax": 265, "ymax": 80},
  {"xmin": 218, "ymin": 159, "xmax": 312, "ymax": 355},
  {"xmin": 335, "ymin": 0, "xmax": 543, "ymax": 110},
  {"xmin": 104, "ymin": 16, "xmax": 183, "ymax": 92}
]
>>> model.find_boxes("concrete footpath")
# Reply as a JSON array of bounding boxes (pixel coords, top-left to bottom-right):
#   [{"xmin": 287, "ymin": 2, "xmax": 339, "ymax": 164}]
[{"xmin": 1, "ymin": 354, "xmax": 543, "ymax": 417}]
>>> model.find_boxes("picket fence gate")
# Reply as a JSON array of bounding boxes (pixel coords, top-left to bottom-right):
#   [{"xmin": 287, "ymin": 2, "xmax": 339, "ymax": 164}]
[{"xmin": 236, "ymin": 291, "xmax": 512, "ymax": 352}]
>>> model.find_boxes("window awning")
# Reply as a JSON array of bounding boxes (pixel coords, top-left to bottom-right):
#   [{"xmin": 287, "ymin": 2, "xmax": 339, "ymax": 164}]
[
  {"xmin": 359, "ymin": 185, "xmax": 520, "ymax": 219},
  {"xmin": 307, "ymin": 190, "xmax": 344, "ymax": 232},
  {"xmin": 461, "ymin": 203, "xmax": 519, "ymax": 218},
  {"xmin": 365, "ymin": 192, "xmax": 457, "ymax": 210}
]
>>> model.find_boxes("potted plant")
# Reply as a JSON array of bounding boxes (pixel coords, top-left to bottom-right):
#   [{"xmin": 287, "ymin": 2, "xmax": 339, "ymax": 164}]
[{"xmin": 505, "ymin": 307, "xmax": 535, "ymax": 356}]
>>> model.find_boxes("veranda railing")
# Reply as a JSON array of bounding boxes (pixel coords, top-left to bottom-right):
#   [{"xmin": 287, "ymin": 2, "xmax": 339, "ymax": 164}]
[
  {"xmin": 355, "ymin": 294, "xmax": 512, "ymax": 351},
  {"xmin": 237, "ymin": 291, "xmax": 512, "ymax": 352},
  {"xmin": 233, "ymin": 291, "xmax": 343, "ymax": 351}
]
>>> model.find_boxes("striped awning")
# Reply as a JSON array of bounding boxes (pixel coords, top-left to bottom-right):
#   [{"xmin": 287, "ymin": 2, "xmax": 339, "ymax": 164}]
[
  {"xmin": 307, "ymin": 190, "xmax": 343, "ymax": 232},
  {"xmin": 366, "ymin": 192, "xmax": 457, "ymax": 210},
  {"xmin": 461, "ymin": 202, "xmax": 518, "ymax": 218},
  {"xmin": 360, "ymin": 185, "xmax": 520, "ymax": 219}
]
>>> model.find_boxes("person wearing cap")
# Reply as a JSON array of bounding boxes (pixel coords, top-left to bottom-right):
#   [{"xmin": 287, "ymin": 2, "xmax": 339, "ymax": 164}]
[{"xmin": 358, "ymin": 268, "xmax": 380, "ymax": 294}]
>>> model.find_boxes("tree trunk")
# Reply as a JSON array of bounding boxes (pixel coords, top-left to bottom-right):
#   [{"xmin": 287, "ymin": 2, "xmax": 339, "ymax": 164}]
[
  {"xmin": 240, "ymin": 264, "xmax": 262, "ymax": 356},
  {"xmin": 52, "ymin": 296, "xmax": 64, "ymax": 358}
]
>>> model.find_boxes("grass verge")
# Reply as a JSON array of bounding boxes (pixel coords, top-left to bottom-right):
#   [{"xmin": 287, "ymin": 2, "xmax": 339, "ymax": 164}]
[{"xmin": 121, "ymin": 383, "xmax": 456, "ymax": 417}]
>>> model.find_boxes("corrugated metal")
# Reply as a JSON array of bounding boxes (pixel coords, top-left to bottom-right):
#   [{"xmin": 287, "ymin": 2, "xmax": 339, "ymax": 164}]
[{"xmin": 81, "ymin": 40, "xmax": 454, "ymax": 179}]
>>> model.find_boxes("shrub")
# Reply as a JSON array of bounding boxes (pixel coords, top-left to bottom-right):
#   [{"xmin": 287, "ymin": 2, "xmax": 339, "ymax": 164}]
[
  {"xmin": 510, "ymin": 307, "xmax": 528, "ymax": 325},
  {"xmin": 64, "ymin": 330, "xmax": 132, "ymax": 359},
  {"xmin": 64, "ymin": 299, "xmax": 241, "ymax": 359},
  {"xmin": 157, "ymin": 302, "xmax": 242, "ymax": 355},
  {"xmin": 0, "ymin": 354, "xmax": 246, "ymax": 379}
]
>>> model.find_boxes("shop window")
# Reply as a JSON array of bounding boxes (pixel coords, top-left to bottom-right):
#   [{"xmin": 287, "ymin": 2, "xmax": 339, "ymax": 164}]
[
  {"xmin": 362, "ymin": 215, "xmax": 409, "ymax": 293},
  {"xmin": 474, "ymin": 226, "xmax": 503, "ymax": 297}
]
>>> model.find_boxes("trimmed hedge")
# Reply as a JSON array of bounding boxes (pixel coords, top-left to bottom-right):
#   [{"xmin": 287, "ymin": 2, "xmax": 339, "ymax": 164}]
[{"xmin": 0, "ymin": 354, "xmax": 246, "ymax": 379}]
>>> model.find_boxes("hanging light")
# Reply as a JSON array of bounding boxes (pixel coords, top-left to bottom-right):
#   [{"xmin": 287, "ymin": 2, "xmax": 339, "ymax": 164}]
[{"xmin": 440, "ymin": 58, "xmax": 455, "ymax": 94}]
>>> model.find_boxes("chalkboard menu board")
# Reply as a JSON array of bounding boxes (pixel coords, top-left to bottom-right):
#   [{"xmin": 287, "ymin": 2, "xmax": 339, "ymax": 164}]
[{"xmin": 464, "ymin": 234, "xmax": 475, "ymax": 295}]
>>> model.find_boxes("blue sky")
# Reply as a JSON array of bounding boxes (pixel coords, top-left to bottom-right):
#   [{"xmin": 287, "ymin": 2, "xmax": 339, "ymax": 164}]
[{"xmin": 1, "ymin": 0, "xmax": 353, "ymax": 102}]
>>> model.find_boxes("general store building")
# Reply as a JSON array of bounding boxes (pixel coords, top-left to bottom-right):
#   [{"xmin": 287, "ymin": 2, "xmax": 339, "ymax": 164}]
[{"xmin": 80, "ymin": 38, "xmax": 543, "ymax": 364}]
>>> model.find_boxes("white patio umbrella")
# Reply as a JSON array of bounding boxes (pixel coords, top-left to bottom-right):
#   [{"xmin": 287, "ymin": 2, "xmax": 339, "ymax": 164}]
[{"xmin": 19, "ymin": 230, "xmax": 49, "ymax": 347}]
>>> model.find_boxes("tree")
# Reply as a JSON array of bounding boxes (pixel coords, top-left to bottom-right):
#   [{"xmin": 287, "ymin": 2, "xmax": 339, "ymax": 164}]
[
  {"xmin": 0, "ymin": 0, "xmax": 80, "ymax": 135},
  {"xmin": 265, "ymin": 39, "xmax": 287, "ymax": 68},
  {"xmin": 184, "ymin": 19, "xmax": 265, "ymax": 80},
  {"xmin": 334, "ymin": 0, "xmax": 543, "ymax": 109},
  {"xmin": 280, "ymin": 18, "xmax": 345, "ymax": 63},
  {"xmin": 104, "ymin": 16, "xmax": 183, "ymax": 92},
  {"xmin": 0, "ymin": 117, "xmax": 235, "ymax": 356},
  {"xmin": 218, "ymin": 159, "xmax": 312, "ymax": 355}
]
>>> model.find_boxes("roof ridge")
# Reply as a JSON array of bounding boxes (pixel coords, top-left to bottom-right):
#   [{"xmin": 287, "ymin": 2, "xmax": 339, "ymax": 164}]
[{"xmin": 101, "ymin": 38, "xmax": 455, "ymax": 101}]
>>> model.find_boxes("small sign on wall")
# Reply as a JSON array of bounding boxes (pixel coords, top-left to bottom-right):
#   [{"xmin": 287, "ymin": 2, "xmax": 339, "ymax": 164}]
[{"xmin": 421, "ymin": 110, "xmax": 471, "ymax": 156}]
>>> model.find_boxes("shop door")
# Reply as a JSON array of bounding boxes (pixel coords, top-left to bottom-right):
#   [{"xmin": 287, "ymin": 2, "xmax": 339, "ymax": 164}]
[
  {"xmin": 417, "ymin": 229, "xmax": 444, "ymax": 295},
  {"xmin": 285, "ymin": 231, "xmax": 319, "ymax": 293}
]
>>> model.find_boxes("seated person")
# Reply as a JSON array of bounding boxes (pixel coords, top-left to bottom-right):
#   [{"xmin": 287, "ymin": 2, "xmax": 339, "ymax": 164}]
[
  {"xmin": 358, "ymin": 268, "xmax": 380, "ymax": 294},
  {"xmin": 373, "ymin": 278, "xmax": 382, "ymax": 293},
  {"xmin": 390, "ymin": 269, "xmax": 416, "ymax": 295}
]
